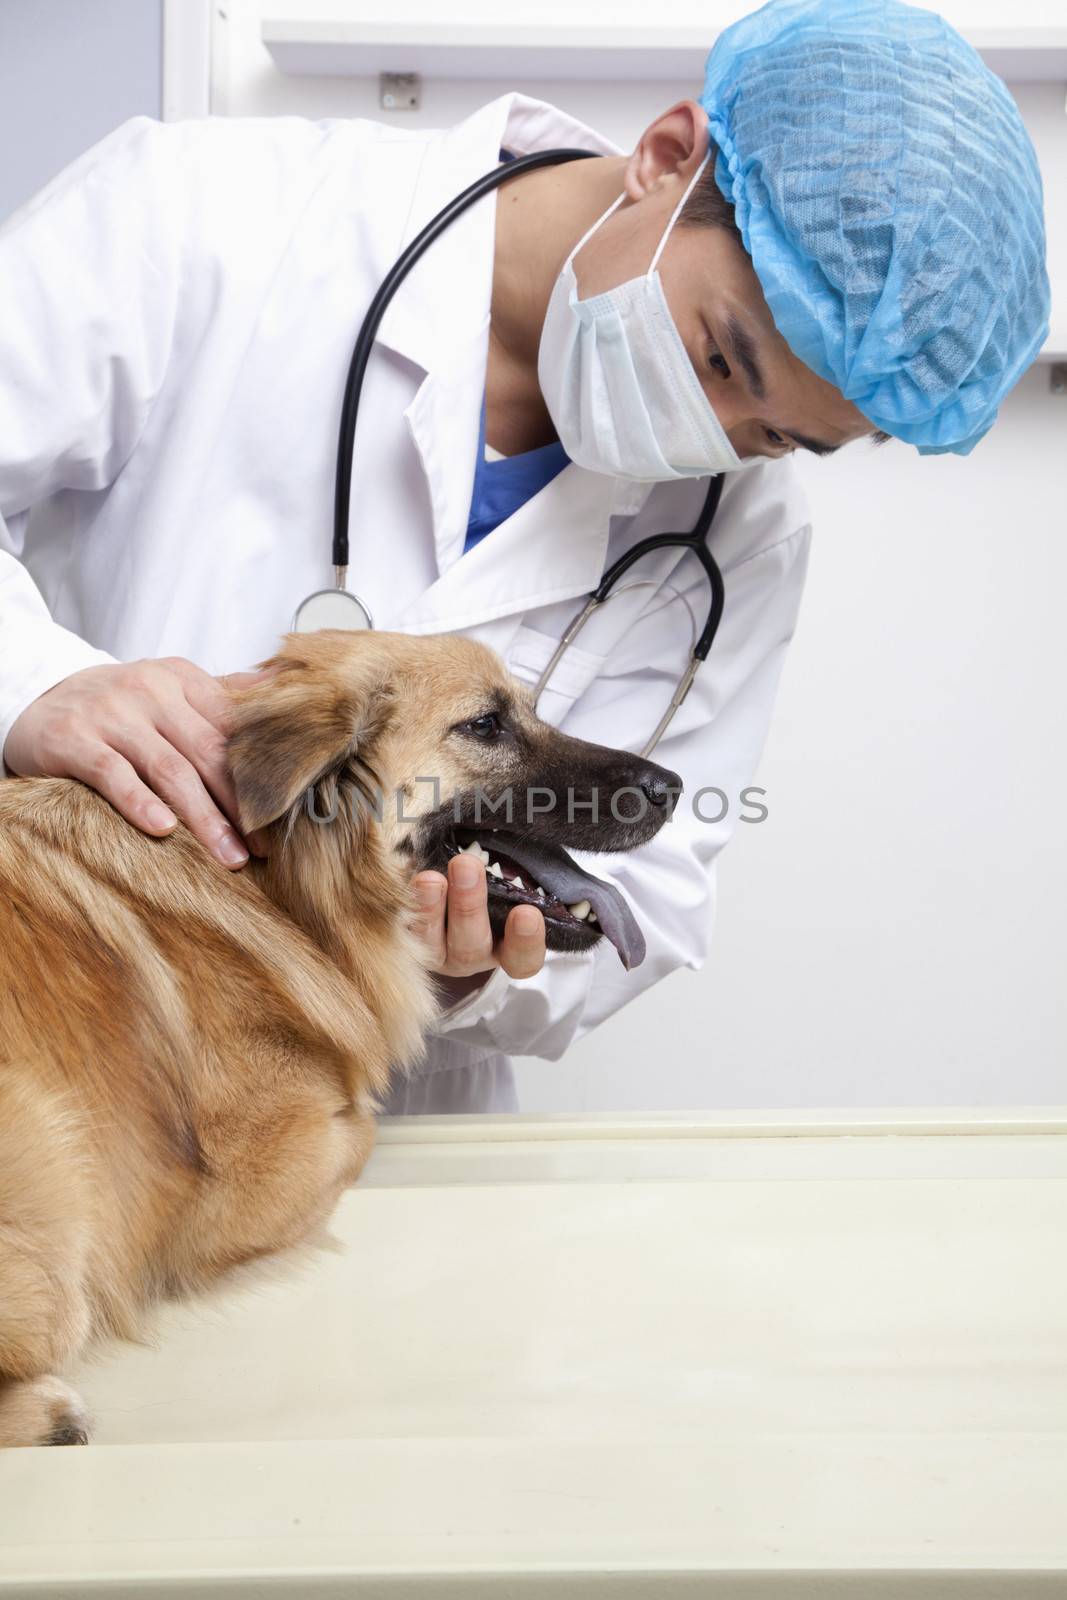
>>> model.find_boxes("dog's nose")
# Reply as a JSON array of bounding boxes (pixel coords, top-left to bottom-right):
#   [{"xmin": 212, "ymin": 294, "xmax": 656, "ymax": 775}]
[{"xmin": 639, "ymin": 766, "xmax": 681, "ymax": 808}]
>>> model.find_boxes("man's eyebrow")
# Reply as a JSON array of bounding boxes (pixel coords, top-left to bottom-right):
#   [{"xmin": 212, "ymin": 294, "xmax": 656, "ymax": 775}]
[
  {"xmin": 724, "ymin": 314, "xmax": 766, "ymax": 400},
  {"xmin": 722, "ymin": 315, "xmax": 843, "ymax": 455},
  {"xmin": 789, "ymin": 433, "xmax": 842, "ymax": 457}
]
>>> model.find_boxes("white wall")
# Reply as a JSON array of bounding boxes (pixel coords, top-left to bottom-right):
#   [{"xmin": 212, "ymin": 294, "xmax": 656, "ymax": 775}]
[
  {"xmin": 215, "ymin": 2, "xmax": 1066, "ymax": 1109},
  {"xmin": 3, "ymin": 1, "xmax": 1063, "ymax": 1110},
  {"xmin": 517, "ymin": 358, "xmax": 1067, "ymax": 1110},
  {"xmin": 0, "ymin": 0, "xmax": 162, "ymax": 221}
]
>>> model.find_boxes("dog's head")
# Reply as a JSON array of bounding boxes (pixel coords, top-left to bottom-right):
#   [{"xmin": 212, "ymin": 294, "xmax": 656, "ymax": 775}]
[{"xmin": 228, "ymin": 630, "xmax": 680, "ymax": 968}]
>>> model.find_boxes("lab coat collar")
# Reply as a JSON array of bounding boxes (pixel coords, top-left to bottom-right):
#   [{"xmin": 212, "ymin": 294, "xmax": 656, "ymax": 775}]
[
  {"xmin": 387, "ymin": 453, "xmax": 620, "ymax": 636},
  {"xmin": 373, "ymin": 94, "xmax": 654, "ymax": 631},
  {"xmin": 375, "ymin": 93, "xmax": 620, "ymax": 377}
]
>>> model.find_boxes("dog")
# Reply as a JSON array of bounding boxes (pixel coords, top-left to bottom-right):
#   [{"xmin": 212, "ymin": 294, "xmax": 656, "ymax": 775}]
[{"xmin": 0, "ymin": 628, "xmax": 679, "ymax": 1447}]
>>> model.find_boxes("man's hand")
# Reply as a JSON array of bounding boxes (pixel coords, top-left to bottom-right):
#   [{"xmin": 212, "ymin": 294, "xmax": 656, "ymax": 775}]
[
  {"xmin": 3, "ymin": 658, "xmax": 265, "ymax": 868},
  {"xmin": 412, "ymin": 852, "xmax": 546, "ymax": 996}
]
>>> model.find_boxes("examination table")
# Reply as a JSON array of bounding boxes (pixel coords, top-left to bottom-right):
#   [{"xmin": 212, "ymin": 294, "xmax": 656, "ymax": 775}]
[{"xmin": 1, "ymin": 1108, "xmax": 1065, "ymax": 1596}]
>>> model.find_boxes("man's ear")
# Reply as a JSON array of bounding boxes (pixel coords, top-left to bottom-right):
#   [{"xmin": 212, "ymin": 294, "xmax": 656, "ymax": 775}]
[
  {"xmin": 625, "ymin": 99, "xmax": 708, "ymax": 201},
  {"xmin": 227, "ymin": 645, "xmax": 392, "ymax": 835}
]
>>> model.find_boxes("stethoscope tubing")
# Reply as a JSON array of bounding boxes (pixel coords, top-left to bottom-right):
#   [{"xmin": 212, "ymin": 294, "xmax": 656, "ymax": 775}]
[
  {"xmin": 592, "ymin": 474, "xmax": 724, "ymax": 659},
  {"xmin": 529, "ymin": 474, "xmax": 725, "ymax": 755},
  {"xmin": 334, "ymin": 147, "xmax": 598, "ymax": 575},
  {"xmin": 331, "ymin": 146, "xmax": 727, "ymax": 757}
]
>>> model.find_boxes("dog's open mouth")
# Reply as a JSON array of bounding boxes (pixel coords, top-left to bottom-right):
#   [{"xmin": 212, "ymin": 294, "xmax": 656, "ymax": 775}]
[{"xmin": 446, "ymin": 827, "xmax": 646, "ymax": 970}]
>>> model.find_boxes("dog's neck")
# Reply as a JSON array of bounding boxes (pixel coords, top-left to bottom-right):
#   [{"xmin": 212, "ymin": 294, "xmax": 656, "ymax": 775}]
[{"xmin": 248, "ymin": 812, "xmax": 435, "ymax": 1077}]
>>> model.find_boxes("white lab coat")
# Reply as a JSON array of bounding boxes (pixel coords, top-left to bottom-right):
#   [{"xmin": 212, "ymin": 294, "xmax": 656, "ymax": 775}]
[{"xmin": 0, "ymin": 95, "xmax": 811, "ymax": 1114}]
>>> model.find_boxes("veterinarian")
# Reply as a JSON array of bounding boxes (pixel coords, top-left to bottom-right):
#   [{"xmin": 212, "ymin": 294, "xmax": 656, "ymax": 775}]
[{"xmin": 0, "ymin": 0, "xmax": 1049, "ymax": 1112}]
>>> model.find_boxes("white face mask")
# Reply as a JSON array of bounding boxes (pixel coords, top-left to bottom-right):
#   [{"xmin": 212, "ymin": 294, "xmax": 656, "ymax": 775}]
[{"xmin": 537, "ymin": 153, "xmax": 747, "ymax": 482}]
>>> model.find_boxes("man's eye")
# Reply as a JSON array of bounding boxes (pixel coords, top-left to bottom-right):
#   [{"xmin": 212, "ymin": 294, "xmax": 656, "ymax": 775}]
[
  {"xmin": 764, "ymin": 428, "xmax": 789, "ymax": 449},
  {"xmin": 462, "ymin": 713, "xmax": 501, "ymax": 740},
  {"xmin": 707, "ymin": 341, "xmax": 731, "ymax": 380}
]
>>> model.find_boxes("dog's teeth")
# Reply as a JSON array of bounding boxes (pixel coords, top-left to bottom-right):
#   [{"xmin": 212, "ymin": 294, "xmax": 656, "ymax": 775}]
[
  {"xmin": 535, "ymin": 886, "xmax": 546, "ymax": 899},
  {"xmin": 567, "ymin": 899, "xmax": 592, "ymax": 921},
  {"xmin": 487, "ymin": 862, "xmax": 503, "ymax": 879},
  {"xmin": 462, "ymin": 840, "xmax": 490, "ymax": 863},
  {"xmin": 511, "ymin": 875, "xmax": 523, "ymax": 888}
]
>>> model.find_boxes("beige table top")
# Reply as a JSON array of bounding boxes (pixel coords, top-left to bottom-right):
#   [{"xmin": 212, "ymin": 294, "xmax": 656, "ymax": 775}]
[{"xmin": 1, "ymin": 1108, "xmax": 1066, "ymax": 1596}]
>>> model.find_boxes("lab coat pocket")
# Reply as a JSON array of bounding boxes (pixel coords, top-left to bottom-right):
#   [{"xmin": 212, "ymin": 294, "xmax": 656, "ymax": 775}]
[{"xmin": 506, "ymin": 621, "xmax": 606, "ymax": 728}]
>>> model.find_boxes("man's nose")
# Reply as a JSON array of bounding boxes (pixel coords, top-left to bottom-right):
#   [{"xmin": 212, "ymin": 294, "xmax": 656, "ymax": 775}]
[{"xmin": 635, "ymin": 762, "xmax": 682, "ymax": 809}]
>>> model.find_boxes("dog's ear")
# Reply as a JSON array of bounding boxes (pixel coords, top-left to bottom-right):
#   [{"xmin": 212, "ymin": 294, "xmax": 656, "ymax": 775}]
[{"xmin": 228, "ymin": 638, "xmax": 392, "ymax": 834}]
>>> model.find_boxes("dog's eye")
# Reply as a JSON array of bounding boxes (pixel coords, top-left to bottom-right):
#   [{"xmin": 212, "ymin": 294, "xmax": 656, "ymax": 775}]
[{"xmin": 460, "ymin": 713, "xmax": 501, "ymax": 741}]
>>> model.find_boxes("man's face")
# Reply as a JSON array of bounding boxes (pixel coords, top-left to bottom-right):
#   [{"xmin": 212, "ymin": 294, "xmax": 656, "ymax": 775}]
[{"xmin": 572, "ymin": 152, "xmax": 874, "ymax": 464}]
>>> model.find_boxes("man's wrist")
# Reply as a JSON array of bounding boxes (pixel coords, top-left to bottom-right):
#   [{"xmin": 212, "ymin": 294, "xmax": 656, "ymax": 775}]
[{"xmin": 433, "ymin": 970, "xmax": 495, "ymax": 1008}]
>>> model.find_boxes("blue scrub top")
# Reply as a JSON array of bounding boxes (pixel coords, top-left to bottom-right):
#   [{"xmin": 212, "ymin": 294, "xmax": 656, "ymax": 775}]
[
  {"xmin": 462, "ymin": 144, "xmax": 570, "ymax": 555},
  {"xmin": 463, "ymin": 391, "xmax": 569, "ymax": 555}
]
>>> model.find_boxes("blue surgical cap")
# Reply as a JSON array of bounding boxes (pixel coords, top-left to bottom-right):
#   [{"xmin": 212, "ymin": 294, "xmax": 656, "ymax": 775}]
[{"xmin": 700, "ymin": 0, "xmax": 1051, "ymax": 454}]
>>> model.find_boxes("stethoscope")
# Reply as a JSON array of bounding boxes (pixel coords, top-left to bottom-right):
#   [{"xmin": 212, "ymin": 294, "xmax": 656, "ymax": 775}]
[{"xmin": 294, "ymin": 148, "xmax": 725, "ymax": 758}]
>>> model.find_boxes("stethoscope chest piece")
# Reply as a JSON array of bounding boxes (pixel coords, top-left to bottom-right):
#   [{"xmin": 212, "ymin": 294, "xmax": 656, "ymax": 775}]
[{"xmin": 292, "ymin": 586, "xmax": 374, "ymax": 634}]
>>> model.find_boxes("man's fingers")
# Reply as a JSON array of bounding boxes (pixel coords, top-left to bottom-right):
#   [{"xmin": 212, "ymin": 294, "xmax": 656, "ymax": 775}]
[
  {"xmin": 112, "ymin": 729, "xmax": 248, "ymax": 869},
  {"xmin": 444, "ymin": 854, "xmax": 494, "ymax": 972},
  {"xmin": 415, "ymin": 859, "xmax": 547, "ymax": 980},
  {"xmin": 164, "ymin": 658, "xmax": 239, "ymax": 736},
  {"xmin": 68, "ymin": 742, "xmax": 177, "ymax": 838},
  {"xmin": 211, "ymin": 667, "xmax": 279, "ymax": 732},
  {"xmin": 3, "ymin": 660, "xmax": 271, "ymax": 866},
  {"xmin": 216, "ymin": 667, "xmax": 276, "ymax": 694},
  {"xmin": 411, "ymin": 872, "xmax": 448, "ymax": 967},
  {"xmin": 498, "ymin": 903, "xmax": 546, "ymax": 979},
  {"xmin": 157, "ymin": 702, "xmax": 243, "ymax": 832}
]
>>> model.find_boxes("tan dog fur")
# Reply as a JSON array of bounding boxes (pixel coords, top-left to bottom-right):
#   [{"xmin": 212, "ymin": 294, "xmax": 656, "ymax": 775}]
[
  {"xmin": 0, "ymin": 629, "xmax": 673, "ymax": 1446},
  {"xmin": 0, "ymin": 632, "xmax": 495, "ymax": 1445}
]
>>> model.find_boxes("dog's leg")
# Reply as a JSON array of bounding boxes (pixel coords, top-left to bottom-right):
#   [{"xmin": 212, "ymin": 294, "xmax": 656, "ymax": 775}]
[
  {"xmin": 0, "ymin": 1073, "xmax": 93, "ymax": 1447},
  {"xmin": 0, "ymin": 1229, "xmax": 91, "ymax": 1447},
  {"xmin": 0, "ymin": 1227, "xmax": 92, "ymax": 1447},
  {"xmin": 0, "ymin": 1376, "xmax": 89, "ymax": 1448}
]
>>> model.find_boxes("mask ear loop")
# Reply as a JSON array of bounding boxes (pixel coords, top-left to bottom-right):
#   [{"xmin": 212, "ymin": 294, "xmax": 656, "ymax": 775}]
[
  {"xmin": 566, "ymin": 188, "xmax": 628, "ymax": 272},
  {"xmin": 566, "ymin": 145, "xmax": 711, "ymax": 278},
  {"xmin": 647, "ymin": 149, "xmax": 711, "ymax": 278},
  {"xmin": 642, "ymin": 146, "xmax": 744, "ymax": 472}
]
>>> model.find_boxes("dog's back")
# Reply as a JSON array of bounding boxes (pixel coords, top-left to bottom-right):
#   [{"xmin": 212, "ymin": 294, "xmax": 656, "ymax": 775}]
[
  {"xmin": 0, "ymin": 625, "xmax": 678, "ymax": 1446},
  {"xmin": 0, "ymin": 776, "xmax": 405, "ymax": 1445}
]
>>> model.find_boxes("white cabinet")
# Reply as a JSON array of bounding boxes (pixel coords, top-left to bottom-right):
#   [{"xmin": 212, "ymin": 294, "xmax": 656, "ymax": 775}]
[{"xmin": 260, "ymin": 15, "xmax": 1067, "ymax": 83}]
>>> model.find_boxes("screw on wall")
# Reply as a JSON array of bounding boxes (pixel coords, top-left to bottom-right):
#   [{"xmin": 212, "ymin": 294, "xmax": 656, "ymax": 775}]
[
  {"xmin": 380, "ymin": 73, "xmax": 420, "ymax": 112},
  {"xmin": 1051, "ymin": 364, "xmax": 1067, "ymax": 396}
]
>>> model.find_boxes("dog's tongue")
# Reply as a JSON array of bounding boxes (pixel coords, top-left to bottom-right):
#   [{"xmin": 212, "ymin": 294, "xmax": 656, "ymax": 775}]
[{"xmin": 487, "ymin": 832, "xmax": 646, "ymax": 970}]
